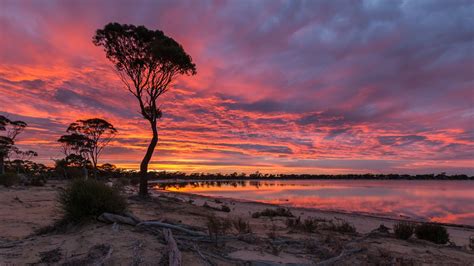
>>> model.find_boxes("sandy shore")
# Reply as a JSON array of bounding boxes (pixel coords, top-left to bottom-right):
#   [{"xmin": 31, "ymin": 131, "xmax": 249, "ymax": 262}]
[{"xmin": 1, "ymin": 181, "xmax": 473, "ymax": 265}]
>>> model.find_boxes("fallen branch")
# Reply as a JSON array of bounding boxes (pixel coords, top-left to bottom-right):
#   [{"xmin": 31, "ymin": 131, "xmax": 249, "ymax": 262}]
[
  {"xmin": 0, "ymin": 240, "xmax": 22, "ymax": 249},
  {"xmin": 138, "ymin": 221, "xmax": 206, "ymax": 237},
  {"xmin": 316, "ymin": 248, "xmax": 365, "ymax": 265},
  {"xmin": 98, "ymin": 212, "xmax": 139, "ymax": 226},
  {"xmin": 192, "ymin": 243, "xmax": 215, "ymax": 266},
  {"xmin": 131, "ymin": 240, "xmax": 144, "ymax": 266},
  {"xmin": 163, "ymin": 229, "xmax": 182, "ymax": 266},
  {"xmin": 95, "ymin": 246, "xmax": 113, "ymax": 265}
]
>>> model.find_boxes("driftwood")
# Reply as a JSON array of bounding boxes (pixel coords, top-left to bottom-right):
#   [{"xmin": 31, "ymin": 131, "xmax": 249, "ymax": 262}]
[
  {"xmin": 163, "ymin": 229, "xmax": 182, "ymax": 266},
  {"xmin": 131, "ymin": 240, "xmax": 144, "ymax": 266},
  {"xmin": 192, "ymin": 243, "xmax": 215, "ymax": 266},
  {"xmin": 316, "ymin": 248, "xmax": 365, "ymax": 265},
  {"xmin": 96, "ymin": 212, "xmax": 207, "ymax": 238},
  {"xmin": 97, "ymin": 212, "xmax": 140, "ymax": 226},
  {"xmin": 0, "ymin": 241, "xmax": 22, "ymax": 249},
  {"xmin": 138, "ymin": 221, "xmax": 206, "ymax": 237},
  {"xmin": 65, "ymin": 244, "xmax": 113, "ymax": 265},
  {"xmin": 94, "ymin": 245, "xmax": 113, "ymax": 265}
]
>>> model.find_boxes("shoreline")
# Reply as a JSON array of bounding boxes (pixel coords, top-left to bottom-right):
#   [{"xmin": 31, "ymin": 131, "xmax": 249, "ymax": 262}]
[
  {"xmin": 157, "ymin": 188, "xmax": 474, "ymax": 230},
  {"xmin": 152, "ymin": 187, "xmax": 474, "ymax": 246},
  {"xmin": 149, "ymin": 179, "xmax": 474, "ymax": 229}
]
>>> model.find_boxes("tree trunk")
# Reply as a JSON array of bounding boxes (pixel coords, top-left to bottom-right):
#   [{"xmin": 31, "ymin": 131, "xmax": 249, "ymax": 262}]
[
  {"xmin": 83, "ymin": 167, "xmax": 88, "ymax": 180},
  {"xmin": 93, "ymin": 162, "xmax": 98, "ymax": 180},
  {"xmin": 0, "ymin": 156, "xmax": 4, "ymax": 175},
  {"xmin": 139, "ymin": 121, "xmax": 158, "ymax": 197}
]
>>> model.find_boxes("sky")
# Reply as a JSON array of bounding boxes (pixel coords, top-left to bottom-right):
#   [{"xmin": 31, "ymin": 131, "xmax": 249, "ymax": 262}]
[{"xmin": 0, "ymin": 0, "xmax": 473, "ymax": 174}]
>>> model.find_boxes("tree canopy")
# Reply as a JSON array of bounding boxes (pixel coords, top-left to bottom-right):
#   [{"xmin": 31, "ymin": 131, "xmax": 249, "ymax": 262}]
[{"xmin": 93, "ymin": 23, "xmax": 196, "ymax": 123}]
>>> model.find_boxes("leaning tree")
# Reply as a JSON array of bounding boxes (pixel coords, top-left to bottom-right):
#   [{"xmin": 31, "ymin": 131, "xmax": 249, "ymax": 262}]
[
  {"xmin": 93, "ymin": 23, "xmax": 196, "ymax": 196},
  {"xmin": 0, "ymin": 115, "xmax": 27, "ymax": 175}
]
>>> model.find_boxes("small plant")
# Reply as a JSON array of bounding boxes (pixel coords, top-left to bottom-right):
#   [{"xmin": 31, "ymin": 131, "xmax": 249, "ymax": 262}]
[
  {"xmin": 286, "ymin": 217, "xmax": 302, "ymax": 229},
  {"xmin": 221, "ymin": 205, "xmax": 231, "ymax": 212},
  {"xmin": 303, "ymin": 218, "xmax": 319, "ymax": 233},
  {"xmin": 59, "ymin": 179, "xmax": 127, "ymax": 222},
  {"xmin": 324, "ymin": 220, "xmax": 356, "ymax": 233},
  {"xmin": 112, "ymin": 176, "xmax": 130, "ymax": 191},
  {"xmin": 0, "ymin": 172, "xmax": 19, "ymax": 187},
  {"xmin": 393, "ymin": 222, "xmax": 414, "ymax": 240},
  {"xmin": 206, "ymin": 215, "xmax": 232, "ymax": 245},
  {"xmin": 266, "ymin": 222, "xmax": 278, "ymax": 239},
  {"xmin": 252, "ymin": 207, "xmax": 294, "ymax": 218},
  {"xmin": 232, "ymin": 217, "xmax": 252, "ymax": 234},
  {"xmin": 38, "ymin": 248, "xmax": 62, "ymax": 264},
  {"xmin": 267, "ymin": 240, "xmax": 284, "ymax": 256},
  {"xmin": 286, "ymin": 217, "xmax": 319, "ymax": 233},
  {"xmin": 414, "ymin": 223, "xmax": 449, "ymax": 244}
]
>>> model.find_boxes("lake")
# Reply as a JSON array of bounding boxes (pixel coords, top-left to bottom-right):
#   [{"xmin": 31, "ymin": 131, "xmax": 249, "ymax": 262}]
[{"xmin": 155, "ymin": 179, "xmax": 474, "ymax": 226}]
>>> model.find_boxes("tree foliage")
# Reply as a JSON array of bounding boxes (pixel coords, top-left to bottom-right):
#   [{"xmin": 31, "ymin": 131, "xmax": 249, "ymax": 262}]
[{"xmin": 93, "ymin": 23, "xmax": 195, "ymax": 124}]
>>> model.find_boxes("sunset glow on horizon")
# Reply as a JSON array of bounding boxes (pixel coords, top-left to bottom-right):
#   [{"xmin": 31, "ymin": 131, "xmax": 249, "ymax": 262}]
[{"xmin": 1, "ymin": 0, "xmax": 473, "ymax": 174}]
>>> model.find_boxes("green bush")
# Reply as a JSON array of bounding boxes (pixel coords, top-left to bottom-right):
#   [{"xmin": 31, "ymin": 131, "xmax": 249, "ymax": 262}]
[
  {"xmin": 0, "ymin": 172, "xmax": 20, "ymax": 187},
  {"xmin": 59, "ymin": 179, "xmax": 127, "ymax": 222},
  {"xmin": 414, "ymin": 223, "xmax": 449, "ymax": 244},
  {"xmin": 393, "ymin": 222, "xmax": 414, "ymax": 240}
]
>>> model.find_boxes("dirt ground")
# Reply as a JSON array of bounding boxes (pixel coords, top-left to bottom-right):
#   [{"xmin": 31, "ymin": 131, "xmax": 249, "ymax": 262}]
[{"xmin": 1, "ymin": 181, "xmax": 473, "ymax": 265}]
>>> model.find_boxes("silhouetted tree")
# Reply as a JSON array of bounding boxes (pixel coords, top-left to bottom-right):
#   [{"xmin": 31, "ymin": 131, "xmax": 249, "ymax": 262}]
[
  {"xmin": 58, "ymin": 133, "xmax": 92, "ymax": 179},
  {"xmin": 10, "ymin": 147, "xmax": 38, "ymax": 174},
  {"xmin": 0, "ymin": 115, "xmax": 27, "ymax": 175},
  {"xmin": 93, "ymin": 23, "xmax": 196, "ymax": 196},
  {"xmin": 66, "ymin": 118, "xmax": 117, "ymax": 178}
]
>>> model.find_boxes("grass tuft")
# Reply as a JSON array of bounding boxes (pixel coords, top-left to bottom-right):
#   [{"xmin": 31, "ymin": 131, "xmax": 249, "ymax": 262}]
[{"xmin": 393, "ymin": 222, "xmax": 414, "ymax": 240}]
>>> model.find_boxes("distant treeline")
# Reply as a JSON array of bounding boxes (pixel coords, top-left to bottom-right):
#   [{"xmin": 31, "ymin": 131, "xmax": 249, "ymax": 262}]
[{"xmin": 142, "ymin": 171, "xmax": 473, "ymax": 181}]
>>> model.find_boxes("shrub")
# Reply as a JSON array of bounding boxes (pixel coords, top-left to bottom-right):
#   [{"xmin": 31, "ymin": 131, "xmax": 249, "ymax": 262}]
[
  {"xmin": 286, "ymin": 217, "xmax": 319, "ymax": 233},
  {"xmin": 59, "ymin": 179, "xmax": 127, "ymax": 222},
  {"xmin": 414, "ymin": 223, "xmax": 449, "ymax": 244},
  {"xmin": 27, "ymin": 176, "xmax": 46, "ymax": 187},
  {"xmin": 232, "ymin": 217, "xmax": 252, "ymax": 234},
  {"xmin": 221, "ymin": 205, "xmax": 231, "ymax": 212},
  {"xmin": 286, "ymin": 217, "xmax": 302, "ymax": 229},
  {"xmin": 393, "ymin": 222, "xmax": 414, "ymax": 240},
  {"xmin": 0, "ymin": 172, "xmax": 20, "ymax": 187},
  {"xmin": 324, "ymin": 220, "xmax": 357, "ymax": 233},
  {"xmin": 252, "ymin": 207, "xmax": 294, "ymax": 218},
  {"xmin": 206, "ymin": 215, "xmax": 232, "ymax": 245},
  {"xmin": 112, "ymin": 176, "xmax": 130, "ymax": 191},
  {"xmin": 266, "ymin": 222, "xmax": 278, "ymax": 239},
  {"xmin": 303, "ymin": 218, "xmax": 319, "ymax": 233}
]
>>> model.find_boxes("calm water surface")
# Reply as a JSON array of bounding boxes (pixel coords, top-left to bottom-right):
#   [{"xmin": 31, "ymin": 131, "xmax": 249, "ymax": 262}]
[{"xmin": 155, "ymin": 180, "xmax": 474, "ymax": 225}]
